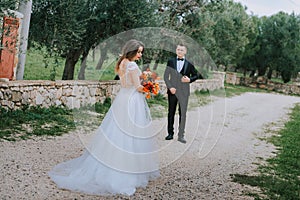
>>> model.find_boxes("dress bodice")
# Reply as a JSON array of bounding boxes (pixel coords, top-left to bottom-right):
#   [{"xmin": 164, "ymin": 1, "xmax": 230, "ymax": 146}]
[{"xmin": 118, "ymin": 61, "xmax": 142, "ymax": 89}]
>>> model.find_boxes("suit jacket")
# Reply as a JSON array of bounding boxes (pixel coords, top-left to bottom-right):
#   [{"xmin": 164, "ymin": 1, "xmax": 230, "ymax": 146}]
[{"xmin": 164, "ymin": 57, "xmax": 200, "ymax": 97}]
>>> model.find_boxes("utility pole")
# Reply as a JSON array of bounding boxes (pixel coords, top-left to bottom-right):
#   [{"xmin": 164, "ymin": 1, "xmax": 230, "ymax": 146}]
[{"xmin": 16, "ymin": 0, "xmax": 32, "ymax": 80}]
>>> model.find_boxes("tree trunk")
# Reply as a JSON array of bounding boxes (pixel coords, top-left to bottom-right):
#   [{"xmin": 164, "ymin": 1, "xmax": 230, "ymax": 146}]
[
  {"xmin": 16, "ymin": 0, "xmax": 32, "ymax": 80},
  {"xmin": 78, "ymin": 50, "xmax": 89, "ymax": 80},
  {"xmin": 92, "ymin": 48, "xmax": 96, "ymax": 62},
  {"xmin": 243, "ymin": 68, "xmax": 247, "ymax": 77},
  {"xmin": 281, "ymin": 70, "xmax": 291, "ymax": 83},
  {"xmin": 153, "ymin": 59, "xmax": 159, "ymax": 70},
  {"xmin": 62, "ymin": 49, "xmax": 82, "ymax": 80},
  {"xmin": 249, "ymin": 70, "xmax": 255, "ymax": 77},
  {"xmin": 257, "ymin": 64, "xmax": 267, "ymax": 76},
  {"xmin": 267, "ymin": 68, "xmax": 272, "ymax": 79},
  {"xmin": 142, "ymin": 63, "xmax": 150, "ymax": 71},
  {"xmin": 96, "ymin": 47, "xmax": 108, "ymax": 70}
]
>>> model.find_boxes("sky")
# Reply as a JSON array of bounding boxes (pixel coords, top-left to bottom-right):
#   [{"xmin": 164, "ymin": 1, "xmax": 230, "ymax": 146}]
[{"xmin": 233, "ymin": 0, "xmax": 300, "ymax": 16}]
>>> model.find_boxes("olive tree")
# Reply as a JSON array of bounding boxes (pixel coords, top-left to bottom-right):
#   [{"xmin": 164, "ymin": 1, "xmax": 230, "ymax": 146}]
[{"xmin": 29, "ymin": 0, "xmax": 158, "ymax": 80}]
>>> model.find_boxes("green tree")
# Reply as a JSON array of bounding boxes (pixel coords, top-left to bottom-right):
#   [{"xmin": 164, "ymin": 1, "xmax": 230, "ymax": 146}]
[
  {"xmin": 152, "ymin": 0, "xmax": 253, "ymax": 74},
  {"xmin": 0, "ymin": 0, "xmax": 18, "ymax": 13},
  {"xmin": 261, "ymin": 12, "xmax": 300, "ymax": 82},
  {"xmin": 151, "ymin": 0, "xmax": 209, "ymax": 69},
  {"xmin": 237, "ymin": 16, "xmax": 261, "ymax": 77},
  {"xmin": 208, "ymin": 0, "xmax": 251, "ymax": 68},
  {"xmin": 29, "ymin": 0, "xmax": 158, "ymax": 80}
]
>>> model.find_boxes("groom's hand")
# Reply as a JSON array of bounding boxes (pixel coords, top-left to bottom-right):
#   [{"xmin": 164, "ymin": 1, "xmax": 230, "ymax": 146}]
[
  {"xmin": 169, "ymin": 88, "xmax": 176, "ymax": 94},
  {"xmin": 181, "ymin": 76, "xmax": 190, "ymax": 83}
]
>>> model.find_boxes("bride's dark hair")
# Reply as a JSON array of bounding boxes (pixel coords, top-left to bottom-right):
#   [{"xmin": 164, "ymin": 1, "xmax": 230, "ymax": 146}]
[{"xmin": 115, "ymin": 39, "xmax": 144, "ymax": 72}]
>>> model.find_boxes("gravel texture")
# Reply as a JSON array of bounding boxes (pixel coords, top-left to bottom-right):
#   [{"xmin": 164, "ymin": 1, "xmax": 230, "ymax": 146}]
[{"xmin": 1, "ymin": 92, "xmax": 300, "ymax": 200}]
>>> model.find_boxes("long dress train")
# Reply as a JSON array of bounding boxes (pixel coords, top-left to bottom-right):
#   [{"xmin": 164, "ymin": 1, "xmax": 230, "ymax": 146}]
[{"xmin": 48, "ymin": 62, "xmax": 160, "ymax": 196}]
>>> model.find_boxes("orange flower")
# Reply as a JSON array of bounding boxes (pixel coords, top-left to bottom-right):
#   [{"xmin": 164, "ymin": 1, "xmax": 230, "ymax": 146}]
[
  {"xmin": 141, "ymin": 68, "xmax": 160, "ymax": 99},
  {"xmin": 145, "ymin": 93, "xmax": 151, "ymax": 99}
]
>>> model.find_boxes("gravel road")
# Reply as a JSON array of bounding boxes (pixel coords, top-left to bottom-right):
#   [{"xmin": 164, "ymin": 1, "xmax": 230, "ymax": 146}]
[{"xmin": 1, "ymin": 92, "xmax": 299, "ymax": 200}]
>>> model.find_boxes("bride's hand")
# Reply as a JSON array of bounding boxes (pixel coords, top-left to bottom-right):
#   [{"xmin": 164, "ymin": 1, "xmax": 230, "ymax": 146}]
[{"xmin": 137, "ymin": 86, "xmax": 144, "ymax": 93}]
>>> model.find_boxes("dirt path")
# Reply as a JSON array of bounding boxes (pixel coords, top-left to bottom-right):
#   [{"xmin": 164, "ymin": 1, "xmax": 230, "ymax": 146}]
[{"xmin": 1, "ymin": 92, "xmax": 299, "ymax": 199}]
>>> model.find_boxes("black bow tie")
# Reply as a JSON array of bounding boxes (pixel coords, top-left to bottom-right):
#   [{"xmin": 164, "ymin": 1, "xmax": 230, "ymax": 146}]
[{"xmin": 177, "ymin": 58, "xmax": 184, "ymax": 61}]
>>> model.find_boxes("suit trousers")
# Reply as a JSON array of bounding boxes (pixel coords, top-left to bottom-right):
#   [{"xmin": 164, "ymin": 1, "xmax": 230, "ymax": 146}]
[{"xmin": 167, "ymin": 92, "xmax": 189, "ymax": 138}]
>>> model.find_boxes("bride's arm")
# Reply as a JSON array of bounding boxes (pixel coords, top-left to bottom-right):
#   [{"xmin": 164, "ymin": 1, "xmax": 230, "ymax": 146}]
[{"xmin": 128, "ymin": 64, "xmax": 144, "ymax": 92}]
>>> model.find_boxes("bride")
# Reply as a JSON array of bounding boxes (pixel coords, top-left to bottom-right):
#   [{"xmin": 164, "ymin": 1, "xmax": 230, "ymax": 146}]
[{"xmin": 48, "ymin": 39, "xmax": 160, "ymax": 196}]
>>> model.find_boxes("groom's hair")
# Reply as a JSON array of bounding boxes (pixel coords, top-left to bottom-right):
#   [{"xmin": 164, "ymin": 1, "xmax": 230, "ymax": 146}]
[{"xmin": 177, "ymin": 43, "xmax": 187, "ymax": 49}]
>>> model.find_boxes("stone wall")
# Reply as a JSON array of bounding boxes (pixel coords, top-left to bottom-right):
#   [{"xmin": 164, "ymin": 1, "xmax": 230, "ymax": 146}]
[
  {"xmin": 225, "ymin": 72, "xmax": 300, "ymax": 95},
  {"xmin": 0, "ymin": 72, "xmax": 225, "ymax": 110},
  {"xmin": 0, "ymin": 80, "xmax": 119, "ymax": 110},
  {"xmin": 225, "ymin": 72, "xmax": 237, "ymax": 85}
]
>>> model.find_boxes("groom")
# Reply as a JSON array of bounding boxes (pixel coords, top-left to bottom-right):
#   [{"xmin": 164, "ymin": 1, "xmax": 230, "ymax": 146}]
[{"xmin": 163, "ymin": 44, "xmax": 201, "ymax": 143}]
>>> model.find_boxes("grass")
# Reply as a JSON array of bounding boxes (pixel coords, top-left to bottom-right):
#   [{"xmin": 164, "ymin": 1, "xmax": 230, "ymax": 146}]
[
  {"xmin": 24, "ymin": 47, "xmax": 213, "ymax": 81},
  {"xmin": 24, "ymin": 48, "xmax": 169, "ymax": 81},
  {"xmin": 0, "ymin": 106, "xmax": 76, "ymax": 141},
  {"xmin": 231, "ymin": 104, "xmax": 300, "ymax": 200},
  {"xmin": 0, "ymin": 95, "xmax": 170, "ymax": 141},
  {"xmin": 224, "ymin": 83, "xmax": 267, "ymax": 97},
  {"xmin": 24, "ymin": 48, "xmax": 118, "ymax": 81},
  {"xmin": 147, "ymin": 93, "xmax": 168, "ymax": 119},
  {"xmin": 191, "ymin": 84, "xmax": 266, "ymax": 108},
  {"xmin": 24, "ymin": 48, "xmax": 62, "ymax": 80},
  {"xmin": 233, "ymin": 72, "xmax": 296, "ymax": 85},
  {"xmin": 0, "ymin": 98, "xmax": 113, "ymax": 141}
]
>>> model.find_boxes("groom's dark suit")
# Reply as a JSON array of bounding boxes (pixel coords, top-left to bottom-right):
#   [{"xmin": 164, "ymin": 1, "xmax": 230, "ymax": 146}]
[{"xmin": 164, "ymin": 57, "xmax": 200, "ymax": 139}]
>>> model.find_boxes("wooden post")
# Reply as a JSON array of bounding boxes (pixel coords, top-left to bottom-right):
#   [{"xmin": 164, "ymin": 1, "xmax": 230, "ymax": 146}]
[{"xmin": 0, "ymin": 16, "xmax": 20, "ymax": 80}]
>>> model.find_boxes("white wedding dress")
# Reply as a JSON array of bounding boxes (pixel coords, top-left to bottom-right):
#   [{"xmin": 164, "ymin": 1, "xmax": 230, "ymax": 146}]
[{"xmin": 49, "ymin": 61, "xmax": 160, "ymax": 196}]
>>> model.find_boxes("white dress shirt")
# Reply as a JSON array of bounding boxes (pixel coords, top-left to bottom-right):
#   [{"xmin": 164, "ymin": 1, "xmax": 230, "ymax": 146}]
[{"xmin": 177, "ymin": 57, "xmax": 185, "ymax": 72}]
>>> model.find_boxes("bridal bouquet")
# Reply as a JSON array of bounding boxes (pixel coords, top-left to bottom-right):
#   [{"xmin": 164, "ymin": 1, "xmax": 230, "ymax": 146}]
[{"xmin": 141, "ymin": 68, "xmax": 160, "ymax": 99}]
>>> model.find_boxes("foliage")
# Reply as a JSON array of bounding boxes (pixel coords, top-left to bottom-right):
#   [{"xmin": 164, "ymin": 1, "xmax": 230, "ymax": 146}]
[
  {"xmin": 237, "ymin": 16, "xmax": 261, "ymax": 77},
  {"xmin": 156, "ymin": 0, "xmax": 255, "ymax": 71},
  {"xmin": 238, "ymin": 12, "xmax": 300, "ymax": 82},
  {"xmin": 94, "ymin": 98, "xmax": 111, "ymax": 114},
  {"xmin": 261, "ymin": 12, "xmax": 300, "ymax": 83},
  {"xmin": 24, "ymin": 45, "xmax": 64, "ymax": 80},
  {"xmin": 146, "ymin": 93, "xmax": 168, "ymax": 108},
  {"xmin": 207, "ymin": 0, "xmax": 251, "ymax": 67},
  {"xmin": 3, "ymin": 0, "xmax": 300, "ymax": 83},
  {"xmin": 0, "ymin": 0, "xmax": 18, "ymax": 14},
  {"xmin": 232, "ymin": 104, "xmax": 300, "ymax": 199},
  {"xmin": 29, "ymin": 0, "xmax": 159, "ymax": 80},
  {"xmin": 156, "ymin": 0, "xmax": 214, "ymax": 70},
  {"xmin": 0, "ymin": 0, "xmax": 19, "ymax": 49}
]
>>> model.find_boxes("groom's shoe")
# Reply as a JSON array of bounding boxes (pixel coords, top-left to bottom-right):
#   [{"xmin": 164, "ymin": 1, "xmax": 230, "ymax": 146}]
[
  {"xmin": 165, "ymin": 134, "xmax": 174, "ymax": 140},
  {"xmin": 178, "ymin": 137, "xmax": 187, "ymax": 144}
]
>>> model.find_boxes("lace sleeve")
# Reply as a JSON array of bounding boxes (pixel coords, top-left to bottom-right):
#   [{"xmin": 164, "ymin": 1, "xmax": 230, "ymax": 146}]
[{"xmin": 127, "ymin": 62, "xmax": 142, "ymax": 89}]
